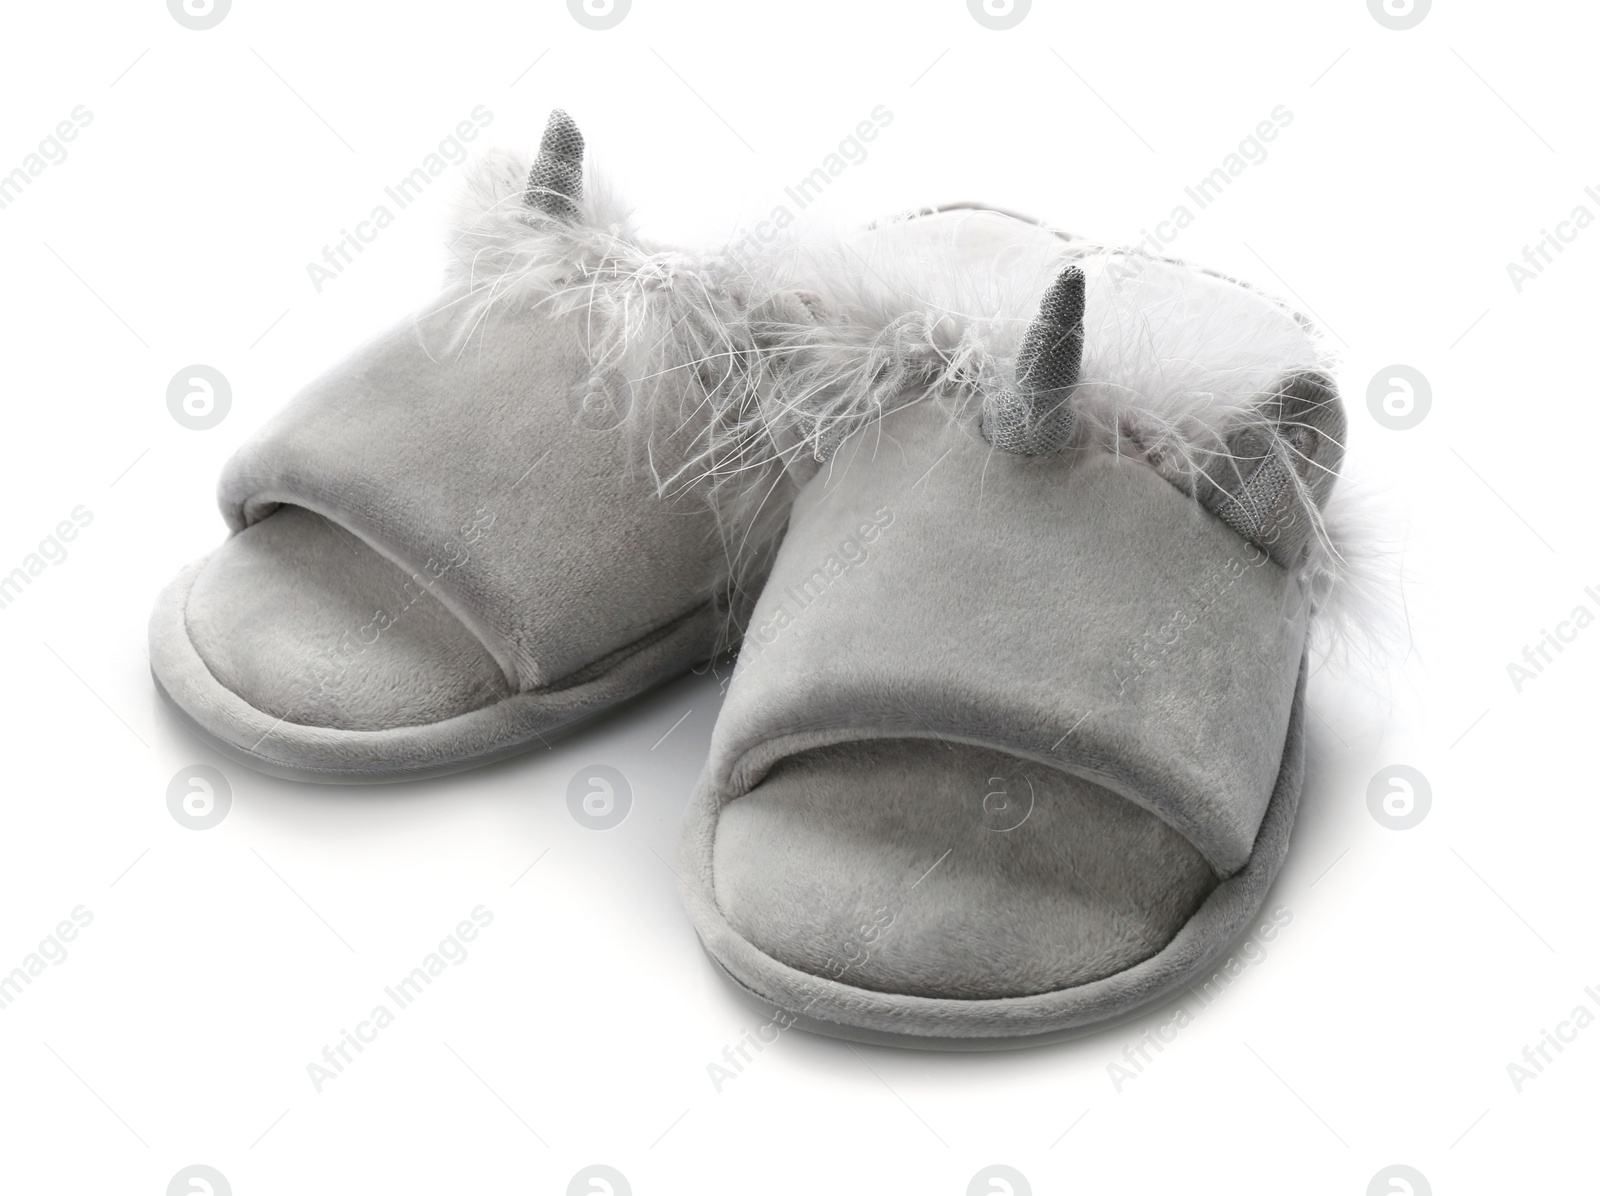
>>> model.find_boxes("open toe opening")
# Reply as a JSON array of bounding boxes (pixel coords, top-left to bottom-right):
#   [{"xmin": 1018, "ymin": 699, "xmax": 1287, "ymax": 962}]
[
  {"xmin": 182, "ymin": 505, "xmax": 513, "ymax": 732},
  {"xmin": 710, "ymin": 738, "xmax": 1219, "ymax": 1001}
]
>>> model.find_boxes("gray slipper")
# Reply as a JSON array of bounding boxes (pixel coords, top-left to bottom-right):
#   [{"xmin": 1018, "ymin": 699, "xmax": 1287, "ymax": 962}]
[
  {"xmin": 149, "ymin": 110, "xmax": 820, "ymax": 782},
  {"xmin": 679, "ymin": 243, "xmax": 1352, "ymax": 1045}
]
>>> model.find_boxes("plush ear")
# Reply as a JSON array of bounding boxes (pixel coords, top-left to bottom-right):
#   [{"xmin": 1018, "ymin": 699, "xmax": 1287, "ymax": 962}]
[
  {"xmin": 981, "ymin": 266, "xmax": 1086, "ymax": 455},
  {"xmin": 523, "ymin": 109, "xmax": 584, "ymax": 221},
  {"xmin": 1201, "ymin": 371, "xmax": 1347, "ymax": 567}
]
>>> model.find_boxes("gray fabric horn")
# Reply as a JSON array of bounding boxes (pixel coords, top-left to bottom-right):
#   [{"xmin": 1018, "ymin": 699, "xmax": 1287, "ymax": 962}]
[
  {"xmin": 981, "ymin": 265, "xmax": 1087, "ymax": 455},
  {"xmin": 523, "ymin": 109, "xmax": 584, "ymax": 222}
]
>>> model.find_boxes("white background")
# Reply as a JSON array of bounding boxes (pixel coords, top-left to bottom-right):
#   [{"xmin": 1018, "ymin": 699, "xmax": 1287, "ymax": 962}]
[{"xmin": 1, "ymin": 0, "xmax": 1595, "ymax": 1192}]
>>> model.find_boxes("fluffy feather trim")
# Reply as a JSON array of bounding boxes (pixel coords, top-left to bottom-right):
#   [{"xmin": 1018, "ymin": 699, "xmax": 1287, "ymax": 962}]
[
  {"xmin": 432, "ymin": 151, "xmax": 1395, "ymax": 663},
  {"xmin": 745, "ymin": 210, "xmax": 1398, "ymax": 661}
]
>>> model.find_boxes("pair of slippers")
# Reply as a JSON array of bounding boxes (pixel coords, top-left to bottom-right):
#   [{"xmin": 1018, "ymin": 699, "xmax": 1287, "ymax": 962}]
[{"xmin": 151, "ymin": 111, "xmax": 1353, "ymax": 1047}]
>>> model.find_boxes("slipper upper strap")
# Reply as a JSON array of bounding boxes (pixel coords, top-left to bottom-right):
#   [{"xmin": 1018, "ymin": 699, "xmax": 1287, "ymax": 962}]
[
  {"xmin": 708, "ymin": 403, "xmax": 1309, "ymax": 877},
  {"xmin": 216, "ymin": 300, "xmax": 727, "ymax": 691}
]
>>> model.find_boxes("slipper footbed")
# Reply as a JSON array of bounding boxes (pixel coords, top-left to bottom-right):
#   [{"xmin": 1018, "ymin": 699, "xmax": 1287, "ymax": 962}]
[
  {"xmin": 184, "ymin": 505, "xmax": 512, "ymax": 732},
  {"xmin": 712, "ymin": 738, "xmax": 1217, "ymax": 1001}
]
